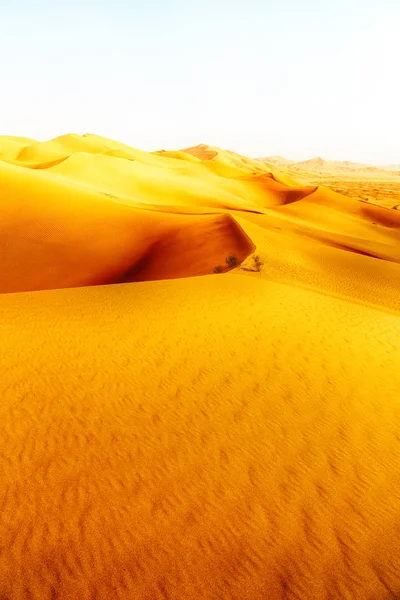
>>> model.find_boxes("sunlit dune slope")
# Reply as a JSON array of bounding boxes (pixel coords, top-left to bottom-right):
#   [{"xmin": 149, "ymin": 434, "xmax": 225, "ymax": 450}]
[
  {"xmin": 235, "ymin": 211, "xmax": 400, "ymax": 312},
  {"xmin": 1, "ymin": 274, "xmax": 400, "ymax": 599},
  {"xmin": 0, "ymin": 135, "xmax": 38, "ymax": 144},
  {"xmin": 16, "ymin": 133, "xmax": 111, "ymax": 162},
  {"xmin": 240, "ymin": 172, "xmax": 317, "ymax": 205},
  {"xmin": 183, "ymin": 143, "xmax": 268, "ymax": 175},
  {"xmin": 0, "ymin": 137, "xmax": 32, "ymax": 161}
]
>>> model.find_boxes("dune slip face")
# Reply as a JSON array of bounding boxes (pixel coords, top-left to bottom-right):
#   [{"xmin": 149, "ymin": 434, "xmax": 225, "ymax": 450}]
[{"xmin": 1, "ymin": 134, "xmax": 400, "ymax": 599}]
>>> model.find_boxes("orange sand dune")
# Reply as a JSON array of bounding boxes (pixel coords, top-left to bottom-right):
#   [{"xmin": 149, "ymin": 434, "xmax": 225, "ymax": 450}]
[
  {"xmin": 2, "ymin": 133, "xmax": 400, "ymax": 599},
  {"xmin": 183, "ymin": 143, "xmax": 218, "ymax": 161},
  {"xmin": 2, "ymin": 134, "xmax": 352, "ymax": 293},
  {"xmin": 0, "ymin": 159, "xmax": 255, "ymax": 293},
  {"xmin": 1, "ymin": 132, "xmax": 399, "ymax": 292}
]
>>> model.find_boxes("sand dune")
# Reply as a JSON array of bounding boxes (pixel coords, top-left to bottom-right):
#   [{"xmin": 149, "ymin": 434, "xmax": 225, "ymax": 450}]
[
  {"xmin": 1, "ymin": 134, "xmax": 362, "ymax": 294},
  {"xmin": 258, "ymin": 155, "xmax": 294, "ymax": 166},
  {"xmin": 0, "ymin": 137, "xmax": 31, "ymax": 162},
  {"xmin": 260, "ymin": 155, "xmax": 398, "ymax": 173},
  {"xmin": 289, "ymin": 157, "xmax": 375, "ymax": 172},
  {"xmin": 1, "ymin": 134, "xmax": 400, "ymax": 599},
  {"xmin": 183, "ymin": 143, "xmax": 218, "ymax": 161},
  {"xmin": 0, "ymin": 159, "xmax": 257, "ymax": 292},
  {"xmin": 258, "ymin": 154, "xmax": 400, "ymax": 209}
]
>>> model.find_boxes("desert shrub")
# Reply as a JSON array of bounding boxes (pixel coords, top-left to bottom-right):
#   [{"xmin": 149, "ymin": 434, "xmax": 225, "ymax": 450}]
[
  {"xmin": 237, "ymin": 253, "xmax": 264, "ymax": 273},
  {"xmin": 252, "ymin": 254, "xmax": 264, "ymax": 271},
  {"xmin": 214, "ymin": 265, "xmax": 223, "ymax": 273},
  {"xmin": 225, "ymin": 254, "xmax": 240, "ymax": 269}
]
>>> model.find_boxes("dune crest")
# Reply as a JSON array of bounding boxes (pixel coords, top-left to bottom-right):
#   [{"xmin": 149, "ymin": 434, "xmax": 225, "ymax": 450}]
[{"xmin": 0, "ymin": 133, "xmax": 400, "ymax": 293}]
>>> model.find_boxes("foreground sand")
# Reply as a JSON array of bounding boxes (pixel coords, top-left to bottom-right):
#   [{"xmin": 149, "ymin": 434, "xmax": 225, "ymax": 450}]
[
  {"xmin": 1, "ymin": 135, "xmax": 400, "ymax": 599},
  {"xmin": 1, "ymin": 276, "xmax": 400, "ymax": 599}
]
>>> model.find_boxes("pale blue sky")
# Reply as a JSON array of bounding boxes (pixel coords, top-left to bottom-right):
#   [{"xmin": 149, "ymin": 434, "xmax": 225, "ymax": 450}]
[{"xmin": 1, "ymin": 0, "xmax": 399, "ymax": 163}]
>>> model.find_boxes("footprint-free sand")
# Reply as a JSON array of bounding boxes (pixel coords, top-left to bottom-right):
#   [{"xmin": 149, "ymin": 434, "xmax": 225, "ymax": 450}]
[{"xmin": 1, "ymin": 134, "xmax": 400, "ymax": 599}]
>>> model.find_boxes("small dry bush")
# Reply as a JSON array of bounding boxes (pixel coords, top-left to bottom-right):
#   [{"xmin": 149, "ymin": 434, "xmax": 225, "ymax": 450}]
[
  {"xmin": 225, "ymin": 254, "xmax": 241, "ymax": 269},
  {"xmin": 252, "ymin": 255, "xmax": 264, "ymax": 271},
  {"xmin": 237, "ymin": 253, "xmax": 264, "ymax": 272}
]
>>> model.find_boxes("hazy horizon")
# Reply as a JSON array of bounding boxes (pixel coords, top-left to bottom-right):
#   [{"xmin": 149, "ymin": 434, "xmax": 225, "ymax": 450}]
[{"xmin": 1, "ymin": 0, "xmax": 399, "ymax": 165}]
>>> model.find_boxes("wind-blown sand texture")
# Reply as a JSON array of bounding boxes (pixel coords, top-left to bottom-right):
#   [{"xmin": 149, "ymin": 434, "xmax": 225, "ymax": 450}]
[{"xmin": 1, "ymin": 135, "xmax": 400, "ymax": 599}]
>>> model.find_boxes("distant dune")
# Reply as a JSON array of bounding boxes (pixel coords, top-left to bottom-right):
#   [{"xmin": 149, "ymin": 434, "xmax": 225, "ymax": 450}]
[
  {"xmin": 257, "ymin": 152, "xmax": 400, "ymax": 209},
  {"xmin": 291, "ymin": 157, "xmax": 372, "ymax": 171},
  {"xmin": 257, "ymin": 154, "xmax": 400, "ymax": 174},
  {"xmin": 258, "ymin": 155, "xmax": 294, "ymax": 166},
  {"xmin": 1, "ymin": 134, "xmax": 400, "ymax": 599}
]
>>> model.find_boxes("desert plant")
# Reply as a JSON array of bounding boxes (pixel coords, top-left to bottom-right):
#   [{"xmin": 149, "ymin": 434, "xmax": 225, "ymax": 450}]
[
  {"xmin": 214, "ymin": 265, "xmax": 223, "ymax": 273},
  {"xmin": 237, "ymin": 253, "xmax": 264, "ymax": 273},
  {"xmin": 225, "ymin": 254, "xmax": 240, "ymax": 269},
  {"xmin": 252, "ymin": 254, "xmax": 264, "ymax": 271}
]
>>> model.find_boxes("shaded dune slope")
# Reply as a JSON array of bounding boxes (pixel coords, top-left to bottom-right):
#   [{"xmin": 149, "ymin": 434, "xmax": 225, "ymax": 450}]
[{"xmin": 0, "ymin": 161, "xmax": 253, "ymax": 293}]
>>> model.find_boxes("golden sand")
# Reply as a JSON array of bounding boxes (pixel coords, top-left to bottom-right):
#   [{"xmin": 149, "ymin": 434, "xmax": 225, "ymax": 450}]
[
  {"xmin": 1, "ymin": 135, "xmax": 400, "ymax": 599},
  {"xmin": 260, "ymin": 155, "xmax": 400, "ymax": 209}
]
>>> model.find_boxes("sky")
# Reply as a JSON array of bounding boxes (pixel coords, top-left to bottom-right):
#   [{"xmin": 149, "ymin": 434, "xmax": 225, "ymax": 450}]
[{"xmin": 1, "ymin": 0, "xmax": 399, "ymax": 164}]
